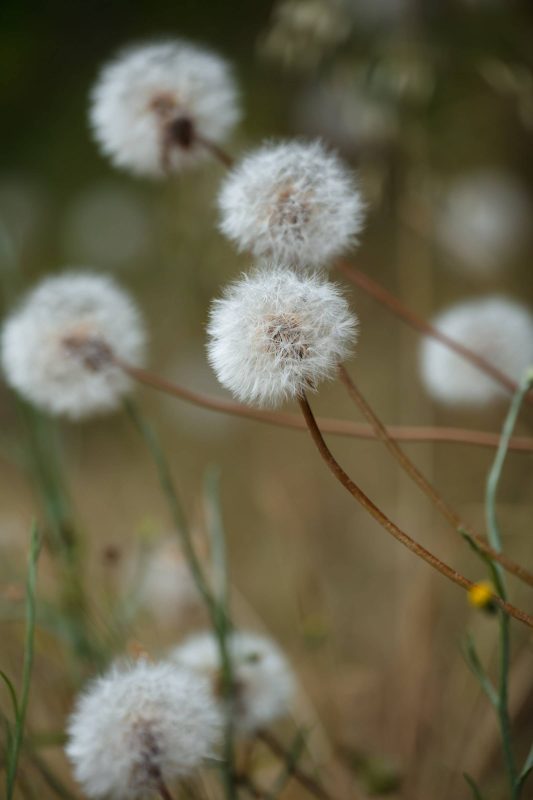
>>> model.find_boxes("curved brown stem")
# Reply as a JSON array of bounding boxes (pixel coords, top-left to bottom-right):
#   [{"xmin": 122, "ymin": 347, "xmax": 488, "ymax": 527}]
[
  {"xmin": 157, "ymin": 779, "xmax": 175, "ymax": 800},
  {"xmin": 115, "ymin": 360, "xmax": 533, "ymax": 453},
  {"xmin": 337, "ymin": 365, "xmax": 533, "ymax": 589},
  {"xmin": 297, "ymin": 392, "xmax": 533, "ymax": 630},
  {"xmin": 257, "ymin": 730, "xmax": 333, "ymax": 800},
  {"xmin": 338, "ymin": 261, "xmax": 533, "ymax": 406},
  {"xmin": 196, "ymin": 133, "xmax": 235, "ymax": 168}
]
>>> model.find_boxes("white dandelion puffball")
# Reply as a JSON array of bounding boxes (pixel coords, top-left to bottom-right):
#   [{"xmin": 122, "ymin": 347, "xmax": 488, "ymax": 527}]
[
  {"xmin": 436, "ymin": 171, "xmax": 531, "ymax": 276},
  {"xmin": 90, "ymin": 40, "xmax": 240, "ymax": 177},
  {"xmin": 66, "ymin": 660, "xmax": 221, "ymax": 799},
  {"xmin": 420, "ymin": 296, "xmax": 533, "ymax": 406},
  {"xmin": 207, "ymin": 267, "xmax": 358, "ymax": 408},
  {"xmin": 139, "ymin": 538, "xmax": 202, "ymax": 623},
  {"xmin": 170, "ymin": 631, "xmax": 295, "ymax": 734},
  {"xmin": 1, "ymin": 271, "xmax": 146, "ymax": 419},
  {"xmin": 218, "ymin": 140, "xmax": 365, "ymax": 269}
]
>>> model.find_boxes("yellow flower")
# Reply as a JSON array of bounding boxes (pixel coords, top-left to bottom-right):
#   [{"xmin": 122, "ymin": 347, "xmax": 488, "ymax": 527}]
[{"xmin": 468, "ymin": 581, "xmax": 496, "ymax": 612}]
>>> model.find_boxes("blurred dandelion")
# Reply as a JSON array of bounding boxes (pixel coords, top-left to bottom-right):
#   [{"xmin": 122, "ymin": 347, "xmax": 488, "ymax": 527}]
[
  {"xmin": 1, "ymin": 271, "xmax": 146, "ymax": 419},
  {"xmin": 419, "ymin": 296, "xmax": 533, "ymax": 406},
  {"xmin": 170, "ymin": 630, "xmax": 295, "ymax": 734},
  {"xmin": 66, "ymin": 659, "xmax": 221, "ymax": 799},
  {"xmin": 90, "ymin": 40, "xmax": 240, "ymax": 177},
  {"xmin": 435, "ymin": 170, "xmax": 531, "ymax": 276}
]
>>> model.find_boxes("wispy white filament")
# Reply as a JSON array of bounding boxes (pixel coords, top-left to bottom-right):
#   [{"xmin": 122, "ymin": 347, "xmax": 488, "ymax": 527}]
[
  {"xmin": 66, "ymin": 660, "xmax": 221, "ymax": 799},
  {"xmin": 218, "ymin": 140, "xmax": 365, "ymax": 269},
  {"xmin": 170, "ymin": 630, "xmax": 295, "ymax": 734},
  {"xmin": 1, "ymin": 271, "xmax": 146, "ymax": 419},
  {"xmin": 90, "ymin": 40, "xmax": 240, "ymax": 177},
  {"xmin": 420, "ymin": 296, "xmax": 533, "ymax": 406},
  {"xmin": 207, "ymin": 266, "xmax": 358, "ymax": 408}
]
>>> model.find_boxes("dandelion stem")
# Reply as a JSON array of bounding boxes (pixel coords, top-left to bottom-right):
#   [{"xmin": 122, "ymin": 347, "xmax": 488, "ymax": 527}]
[
  {"xmin": 115, "ymin": 359, "xmax": 533, "ymax": 453},
  {"xmin": 337, "ymin": 365, "xmax": 533, "ymax": 587},
  {"xmin": 297, "ymin": 392, "xmax": 533, "ymax": 630},
  {"xmin": 5, "ymin": 523, "xmax": 41, "ymax": 800},
  {"xmin": 338, "ymin": 261, "xmax": 533, "ymax": 406},
  {"xmin": 196, "ymin": 133, "xmax": 234, "ymax": 168}
]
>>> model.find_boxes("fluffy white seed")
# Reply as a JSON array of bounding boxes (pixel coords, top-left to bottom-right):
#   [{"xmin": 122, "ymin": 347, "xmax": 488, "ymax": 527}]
[
  {"xmin": 420, "ymin": 296, "xmax": 533, "ymax": 406},
  {"xmin": 170, "ymin": 631, "xmax": 295, "ymax": 734},
  {"xmin": 1, "ymin": 271, "xmax": 146, "ymax": 419},
  {"xmin": 138, "ymin": 538, "xmax": 202, "ymax": 624},
  {"xmin": 217, "ymin": 141, "xmax": 365, "ymax": 269},
  {"xmin": 90, "ymin": 40, "xmax": 240, "ymax": 177},
  {"xmin": 436, "ymin": 171, "xmax": 531, "ymax": 276},
  {"xmin": 66, "ymin": 660, "xmax": 221, "ymax": 799},
  {"xmin": 207, "ymin": 266, "xmax": 357, "ymax": 408}
]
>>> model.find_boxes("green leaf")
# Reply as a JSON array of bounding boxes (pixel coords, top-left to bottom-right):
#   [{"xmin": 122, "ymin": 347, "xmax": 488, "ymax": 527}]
[
  {"xmin": 517, "ymin": 741, "xmax": 533, "ymax": 794},
  {"xmin": 463, "ymin": 772, "xmax": 485, "ymax": 800},
  {"xmin": 0, "ymin": 669, "xmax": 19, "ymax": 720},
  {"xmin": 462, "ymin": 633, "xmax": 498, "ymax": 708}
]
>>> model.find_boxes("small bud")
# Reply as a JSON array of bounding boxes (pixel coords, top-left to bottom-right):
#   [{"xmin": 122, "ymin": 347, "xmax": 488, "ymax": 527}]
[{"xmin": 468, "ymin": 581, "xmax": 497, "ymax": 614}]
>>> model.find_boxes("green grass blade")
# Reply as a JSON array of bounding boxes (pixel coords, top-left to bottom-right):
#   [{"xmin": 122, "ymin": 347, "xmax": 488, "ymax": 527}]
[
  {"xmin": 6, "ymin": 522, "xmax": 41, "ymax": 799},
  {"xmin": 0, "ymin": 669, "xmax": 19, "ymax": 720},
  {"xmin": 464, "ymin": 772, "xmax": 485, "ymax": 800}
]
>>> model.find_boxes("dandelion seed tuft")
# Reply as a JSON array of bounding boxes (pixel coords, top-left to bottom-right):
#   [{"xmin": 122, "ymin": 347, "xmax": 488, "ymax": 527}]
[
  {"xmin": 419, "ymin": 296, "xmax": 533, "ymax": 407},
  {"xmin": 90, "ymin": 40, "xmax": 240, "ymax": 177},
  {"xmin": 170, "ymin": 630, "xmax": 295, "ymax": 734},
  {"xmin": 66, "ymin": 659, "xmax": 221, "ymax": 799},
  {"xmin": 207, "ymin": 266, "xmax": 357, "ymax": 408},
  {"xmin": 218, "ymin": 140, "xmax": 365, "ymax": 270},
  {"xmin": 1, "ymin": 271, "xmax": 146, "ymax": 419}
]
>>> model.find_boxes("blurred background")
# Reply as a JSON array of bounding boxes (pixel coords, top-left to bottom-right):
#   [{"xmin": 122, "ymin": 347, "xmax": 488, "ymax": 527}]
[{"xmin": 1, "ymin": 1, "xmax": 533, "ymax": 798}]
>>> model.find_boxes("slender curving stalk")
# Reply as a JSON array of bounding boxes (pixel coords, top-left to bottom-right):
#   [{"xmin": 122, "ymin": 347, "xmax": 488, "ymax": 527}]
[
  {"xmin": 196, "ymin": 133, "xmax": 235, "ymax": 168},
  {"xmin": 338, "ymin": 261, "xmax": 533, "ymax": 406},
  {"xmin": 124, "ymin": 399, "xmax": 237, "ymax": 800},
  {"xmin": 297, "ymin": 391, "xmax": 533, "ymax": 630},
  {"xmin": 484, "ymin": 372, "xmax": 533, "ymax": 800},
  {"xmin": 114, "ymin": 359, "xmax": 533, "ymax": 453},
  {"xmin": 337, "ymin": 365, "xmax": 533, "ymax": 588}
]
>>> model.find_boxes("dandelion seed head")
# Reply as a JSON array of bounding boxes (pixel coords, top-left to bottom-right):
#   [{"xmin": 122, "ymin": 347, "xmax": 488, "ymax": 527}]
[
  {"xmin": 66, "ymin": 660, "xmax": 221, "ymax": 799},
  {"xmin": 170, "ymin": 631, "xmax": 295, "ymax": 734},
  {"xmin": 436, "ymin": 171, "xmax": 531, "ymax": 276},
  {"xmin": 90, "ymin": 40, "xmax": 240, "ymax": 177},
  {"xmin": 1, "ymin": 271, "xmax": 146, "ymax": 419},
  {"xmin": 138, "ymin": 538, "xmax": 202, "ymax": 623},
  {"xmin": 420, "ymin": 296, "xmax": 533, "ymax": 406},
  {"xmin": 218, "ymin": 141, "xmax": 365, "ymax": 269},
  {"xmin": 207, "ymin": 266, "xmax": 357, "ymax": 408}
]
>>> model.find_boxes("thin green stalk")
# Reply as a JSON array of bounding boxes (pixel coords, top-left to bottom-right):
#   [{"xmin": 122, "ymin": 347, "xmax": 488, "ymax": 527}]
[
  {"xmin": 204, "ymin": 466, "xmax": 229, "ymax": 608},
  {"xmin": 5, "ymin": 523, "xmax": 41, "ymax": 799},
  {"xmin": 124, "ymin": 399, "xmax": 214, "ymax": 614},
  {"xmin": 125, "ymin": 400, "xmax": 237, "ymax": 800},
  {"xmin": 203, "ymin": 466, "xmax": 236, "ymax": 800},
  {"xmin": 484, "ymin": 370, "xmax": 533, "ymax": 799},
  {"xmin": 18, "ymin": 402, "xmax": 99, "ymax": 667},
  {"xmin": 266, "ymin": 729, "xmax": 308, "ymax": 800}
]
